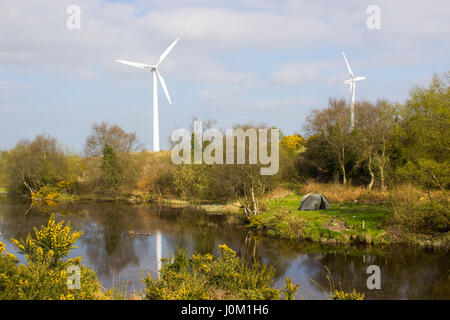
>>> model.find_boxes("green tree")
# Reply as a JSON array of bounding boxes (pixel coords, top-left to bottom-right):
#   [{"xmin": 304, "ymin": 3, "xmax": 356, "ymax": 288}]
[
  {"xmin": 0, "ymin": 150, "xmax": 8, "ymax": 188},
  {"xmin": 299, "ymin": 134, "xmax": 340, "ymax": 182},
  {"xmin": 397, "ymin": 72, "xmax": 450, "ymax": 195},
  {"xmin": 84, "ymin": 123, "xmax": 143, "ymax": 196},
  {"xmin": 101, "ymin": 143, "xmax": 122, "ymax": 195},
  {"xmin": 1, "ymin": 134, "xmax": 70, "ymax": 195}
]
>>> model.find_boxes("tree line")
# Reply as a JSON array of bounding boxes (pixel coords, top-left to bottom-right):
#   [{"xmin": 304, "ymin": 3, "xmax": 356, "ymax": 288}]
[
  {"xmin": 298, "ymin": 72, "xmax": 449, "ymax": 194},
  {"xmin": 0, "ymin": 72, "xmax": 448, "ymax": 226}
]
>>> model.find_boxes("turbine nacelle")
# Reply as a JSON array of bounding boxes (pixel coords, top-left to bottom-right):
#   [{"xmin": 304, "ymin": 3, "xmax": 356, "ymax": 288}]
[
  {"xmin": 344, "ymin": 76, "xmax": 365, "ymax": 84},
  {"xmin": 342, "ymin": 52, "xmax": 366, "ymax": 84}
]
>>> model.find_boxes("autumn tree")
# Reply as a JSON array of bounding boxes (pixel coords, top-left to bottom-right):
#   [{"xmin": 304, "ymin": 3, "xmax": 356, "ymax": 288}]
[
  {"xmin": 1, "ymin": 134, "xmax": 70, "ymax": 195},
  {"xmin": 84, "ymin": 123, "xmax": 143, "ymax": 195}
]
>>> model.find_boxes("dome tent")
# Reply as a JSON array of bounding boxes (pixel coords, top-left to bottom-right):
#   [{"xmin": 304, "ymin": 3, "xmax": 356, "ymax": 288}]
[{"xmin": 298, "ymin": 193, "xmax": 330, "ymax": 211}]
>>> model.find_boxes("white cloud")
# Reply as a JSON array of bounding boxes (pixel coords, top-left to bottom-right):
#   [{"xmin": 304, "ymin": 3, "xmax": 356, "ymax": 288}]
[
  {"xmin": 0, "ymin": 0, "xmax": 448, "ymax": 80},
  {"xmin": 0, "ymin": 0, "xmax": 448, "ymax": 149}
]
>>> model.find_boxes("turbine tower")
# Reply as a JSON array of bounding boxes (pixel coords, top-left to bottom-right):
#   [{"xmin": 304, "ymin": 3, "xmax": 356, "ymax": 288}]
[
  {"xmin": 116, "ymin": 38, "xmax": 179, "ymax": 151},
  {"xmin": 342, "ymin": 52, "xmax": 365, "ymax": 131}
]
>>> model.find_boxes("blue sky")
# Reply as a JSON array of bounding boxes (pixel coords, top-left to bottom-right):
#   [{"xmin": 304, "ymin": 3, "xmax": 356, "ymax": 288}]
[{"xmin": 0, "ymin": 0, "xmax": 449, "ymax": 152}]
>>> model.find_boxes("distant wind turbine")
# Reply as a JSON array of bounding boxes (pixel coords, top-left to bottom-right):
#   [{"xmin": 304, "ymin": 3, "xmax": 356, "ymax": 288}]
[
  {"xmin": 342, "ymin": 52, "xmax": 365, "ymax": 131},
  {"xmin": 116, "ymin": 38, "xmax": 179, "ymax": 151}
]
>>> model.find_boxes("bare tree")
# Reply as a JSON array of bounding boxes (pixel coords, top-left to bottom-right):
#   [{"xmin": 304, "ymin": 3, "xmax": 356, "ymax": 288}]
[
  {"xmin": 84, "ymin": 122, "xmax": 143, "ymax": 156},
  {"xmin": 355, "ymin": 100, "xmax": 394, "ymax": 191},
  {"xmin": 305, "ymin": 98, "xmax": 352, "ymax": 184}
]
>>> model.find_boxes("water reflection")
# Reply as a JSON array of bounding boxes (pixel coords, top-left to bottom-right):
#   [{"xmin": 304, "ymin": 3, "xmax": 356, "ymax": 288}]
[{"xmin": 0, "ymin": 198, "xmax": 448, "ymax": 299}]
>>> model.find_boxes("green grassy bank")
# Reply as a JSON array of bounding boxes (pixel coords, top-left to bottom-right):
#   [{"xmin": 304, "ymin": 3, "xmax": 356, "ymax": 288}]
[
  {"xmin": 249, "ymin": 194, "xmax": 390, "ymax": 245},
  {"xmin": 245, "ymin": 192, "xmax": 448, "ymax": 248}
]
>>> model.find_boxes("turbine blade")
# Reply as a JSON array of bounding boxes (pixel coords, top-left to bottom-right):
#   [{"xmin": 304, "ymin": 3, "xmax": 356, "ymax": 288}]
[
  {"xmin": 342, "ymin": 52, "xmax": 354, "ymax": 78},
  {"xmin": 355, "ymin": 76, "xmax": 366, "ymax": 81},
  {"xmin": 116, "ymin": 59, "xmax": 152, "ymax": 69},
  {"xmin": 156, "ymin": 69, "xmax": 172, "ymax": 104},
  {"xmin": 344, "ymin": 79, "xmax": 353, "ymax": 84},
  {"xmin": 156, "ymin": 38, "xmax": 179, "ymax": 66}
]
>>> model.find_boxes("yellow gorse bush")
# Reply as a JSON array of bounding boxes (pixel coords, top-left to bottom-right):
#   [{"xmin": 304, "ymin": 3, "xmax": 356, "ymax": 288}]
[
  {"xmin": 281, "ymin": 277, "xmax": 300, "ymax": 300},
  {"xmin": 333, "ymin": 289, "xmax": 365, "ymax": 300},
  {"xmin": 0, "ymin": 217, "xmax": 105, "ymax": 300},
  {"xmin": 280, "ymin": 134, "xmax": 306, "ymax": 153},
  {"xmin": 31, "ymin": 186, "xmax": 61, "ymax": 206},
  {"xmin": 12, "ymin": 214, "xmax": 82, "ymax": 267},
  {"xmin": 142, "ymin": 244, "xmax": 281, "ymax": 300}
]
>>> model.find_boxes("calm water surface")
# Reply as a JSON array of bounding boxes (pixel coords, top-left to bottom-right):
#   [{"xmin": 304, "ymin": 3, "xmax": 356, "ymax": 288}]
[{"xmin": 0, "ymin": 197, "xmax": 448, "ymax": 299}]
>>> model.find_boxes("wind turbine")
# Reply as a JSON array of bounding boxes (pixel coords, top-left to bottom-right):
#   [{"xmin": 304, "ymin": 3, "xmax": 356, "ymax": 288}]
[
  {"xmin": 342, "ymin": 52, "xmax": 365, "ymax": 131},
  {"xmin": 116, "ymin": 38, "xmax": 179, "ymax": 152}
]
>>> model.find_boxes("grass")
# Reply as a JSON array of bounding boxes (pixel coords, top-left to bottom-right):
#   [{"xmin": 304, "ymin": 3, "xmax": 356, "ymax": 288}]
[
  {"xmin": 251, "ymin": 193, "xmax": 390, "ymax": 244},
  {"xmin": 0, "ymin": 187, "xmax": 8, "ymax": 194}
]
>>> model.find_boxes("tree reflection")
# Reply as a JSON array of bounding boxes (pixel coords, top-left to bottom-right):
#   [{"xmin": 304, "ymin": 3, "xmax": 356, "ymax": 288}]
[{"xmin": 0, "ymin": 198, "xmax": 448, "ymax": 299}]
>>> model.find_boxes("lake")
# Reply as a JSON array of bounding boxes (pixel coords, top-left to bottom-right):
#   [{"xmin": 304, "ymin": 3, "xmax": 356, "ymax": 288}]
[{"xmin": 0, "ymin": 197, "xmax": 448, "ymax": 299}]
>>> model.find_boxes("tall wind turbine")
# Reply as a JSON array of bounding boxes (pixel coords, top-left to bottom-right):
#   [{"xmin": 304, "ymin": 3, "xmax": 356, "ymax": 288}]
[
  {"xmin": 116, "ymin": 38, "xmax": 179, "ymax": 152},
  {"xmin": 342, "ymin": 52, "xmax": 365, "ymax": 131}
]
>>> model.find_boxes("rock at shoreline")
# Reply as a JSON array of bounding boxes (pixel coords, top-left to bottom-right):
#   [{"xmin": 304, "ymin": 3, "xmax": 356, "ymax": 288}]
[{"xmin": 298, "ymin": 193, "xmax": 330, "ymax": 211}]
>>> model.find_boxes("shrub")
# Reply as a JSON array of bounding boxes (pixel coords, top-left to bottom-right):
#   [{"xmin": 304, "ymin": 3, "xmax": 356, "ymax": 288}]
[
  {"xmin": 0, "ymin": 215, "xmax": 106, "ymax": 300},
  {"xmin": 312, "ymin": 265, "xmax": 365, "ymax": 300},
  {"xmin": 332, "ymin": 289, "xmax": 365, "ymax": 300},
  {"xmin": 12, "ymin": 214, "xmax": 82, "ymax": 267},
  {"xmin": 281, "ymin": 277, "xmax": 300, "ymax": 300},
  {"xmin": 280, "ymin": 134, "xmax": 306, "ymax": 153},
  {"xmin": 135, "ymin": 151, "xmax": 174, "ymax": 196},
  {"xmin": 389, "ymin": 185, "xmax": 449, "ymax": 233},
  {"xmin": 1, "ymin": 134, "xmax": 71, "ymax": 195},
  {"xmin": 31, "ymin": 185, "xmax": 61, "ymax": 206},
  {"xmin": 142, "ymin": 244, "xmax": 281, "ymax": 300}
]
